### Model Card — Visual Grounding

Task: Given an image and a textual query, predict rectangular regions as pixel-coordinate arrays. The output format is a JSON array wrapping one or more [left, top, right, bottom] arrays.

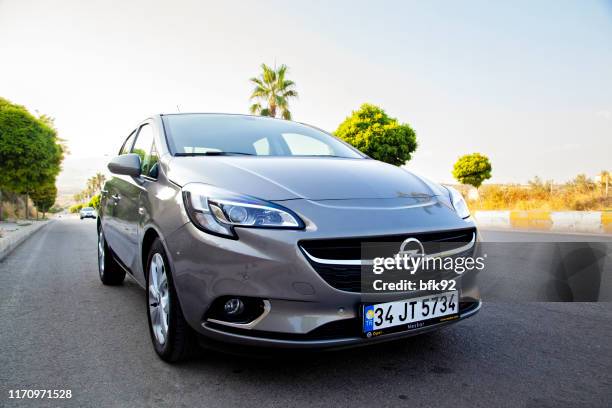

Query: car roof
[[156, 112, 295, 123]]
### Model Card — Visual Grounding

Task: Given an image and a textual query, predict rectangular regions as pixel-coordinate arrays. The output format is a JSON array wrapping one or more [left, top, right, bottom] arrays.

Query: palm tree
[[95, 173, 106, 192], [84, 177, 96, 201], [86, 179, 93, 200], [249, 63, 298, 119]]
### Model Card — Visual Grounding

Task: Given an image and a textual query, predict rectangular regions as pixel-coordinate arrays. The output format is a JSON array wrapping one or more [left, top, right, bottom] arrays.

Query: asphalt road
[[0, 218, 611, 407]]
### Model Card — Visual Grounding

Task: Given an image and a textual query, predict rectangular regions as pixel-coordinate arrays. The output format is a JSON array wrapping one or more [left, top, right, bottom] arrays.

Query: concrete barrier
[[550, 212, 602, 233], [603, 211, 612, 234], [474, 211, 612, 234], [471, 211, 511, 229], [0, 220, 53, 261]]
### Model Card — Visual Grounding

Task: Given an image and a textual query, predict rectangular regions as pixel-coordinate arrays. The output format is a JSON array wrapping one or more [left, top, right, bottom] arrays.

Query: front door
[[109, 123, 155, 271], [102, 130, 137, 264]]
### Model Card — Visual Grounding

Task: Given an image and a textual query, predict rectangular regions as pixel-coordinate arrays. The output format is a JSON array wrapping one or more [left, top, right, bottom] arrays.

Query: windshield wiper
[[175, 151, 255, 156]]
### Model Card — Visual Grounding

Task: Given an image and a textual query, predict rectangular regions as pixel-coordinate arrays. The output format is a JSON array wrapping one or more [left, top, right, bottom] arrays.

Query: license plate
[[363, 291, 459, 336]]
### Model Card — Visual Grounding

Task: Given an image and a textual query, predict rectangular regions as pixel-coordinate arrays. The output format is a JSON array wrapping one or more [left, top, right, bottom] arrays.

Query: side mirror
[[108, 153, 141, 177]]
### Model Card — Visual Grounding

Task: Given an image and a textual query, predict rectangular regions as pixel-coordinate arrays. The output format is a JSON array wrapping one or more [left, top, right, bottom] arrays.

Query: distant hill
[[56, 155, 110, 206]]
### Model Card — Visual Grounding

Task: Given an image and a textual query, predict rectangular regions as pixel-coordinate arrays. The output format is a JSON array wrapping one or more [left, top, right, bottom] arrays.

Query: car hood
[[167, 156, 444, 201]]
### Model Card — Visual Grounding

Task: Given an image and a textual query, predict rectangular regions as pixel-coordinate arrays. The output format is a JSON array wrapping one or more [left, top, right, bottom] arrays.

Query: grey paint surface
[[0, 218, 610, 407], [107, 153, 142, 177], [167, 156, 442, 200]]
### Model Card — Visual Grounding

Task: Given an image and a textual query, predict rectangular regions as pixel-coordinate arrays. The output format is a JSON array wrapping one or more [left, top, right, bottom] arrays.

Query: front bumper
[[198, 300, 481, 350], [164, 198, 481, 349]]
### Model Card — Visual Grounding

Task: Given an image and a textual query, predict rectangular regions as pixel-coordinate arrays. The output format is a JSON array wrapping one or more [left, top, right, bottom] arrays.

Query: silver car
[[98, 113, 481, 362], [80, 207, 96, 219]]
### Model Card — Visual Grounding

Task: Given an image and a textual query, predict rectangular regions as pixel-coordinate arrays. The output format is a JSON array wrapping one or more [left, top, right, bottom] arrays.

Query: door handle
[[111, 194, 121, 202]]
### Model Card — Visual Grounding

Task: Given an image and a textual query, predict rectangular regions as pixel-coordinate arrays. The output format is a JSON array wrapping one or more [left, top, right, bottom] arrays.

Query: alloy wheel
[[98, 230, 105, 277], [148, 253, 169, 346]]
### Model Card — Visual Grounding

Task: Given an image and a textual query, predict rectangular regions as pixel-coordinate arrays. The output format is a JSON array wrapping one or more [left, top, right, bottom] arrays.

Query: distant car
[[80, 207, 96, 219], [98, 113, 481, 362]]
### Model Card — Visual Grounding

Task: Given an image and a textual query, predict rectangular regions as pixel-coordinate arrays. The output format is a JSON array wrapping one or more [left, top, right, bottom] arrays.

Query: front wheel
[[97, 227, 125, 285], [146, 238, 196, 362]]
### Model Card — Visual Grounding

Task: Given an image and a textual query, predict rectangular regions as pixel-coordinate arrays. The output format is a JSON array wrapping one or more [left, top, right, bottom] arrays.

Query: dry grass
[[1, 201, 19, 220], [460, 179, 611, 212], [0, 194, 38, 220]]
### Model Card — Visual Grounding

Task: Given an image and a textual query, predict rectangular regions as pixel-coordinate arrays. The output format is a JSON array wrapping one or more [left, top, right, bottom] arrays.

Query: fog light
[[223, 298, 244, 316]]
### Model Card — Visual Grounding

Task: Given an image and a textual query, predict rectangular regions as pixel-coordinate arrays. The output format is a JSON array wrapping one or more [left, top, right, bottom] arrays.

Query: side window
[[132, 124, 155, 176], [281, 133, 333, 156], [119, 130, 137, 155], [148, 143, 160, 178], [253, 138, 270, 155]]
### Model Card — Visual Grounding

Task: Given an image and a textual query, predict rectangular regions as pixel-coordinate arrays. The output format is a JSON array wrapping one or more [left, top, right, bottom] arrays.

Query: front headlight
[[182, 183, 304, 238], [445, 186, 471, 219]]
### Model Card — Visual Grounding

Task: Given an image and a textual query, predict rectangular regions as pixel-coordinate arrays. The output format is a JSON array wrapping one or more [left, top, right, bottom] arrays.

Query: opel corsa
[[97, 113, 481, 362]]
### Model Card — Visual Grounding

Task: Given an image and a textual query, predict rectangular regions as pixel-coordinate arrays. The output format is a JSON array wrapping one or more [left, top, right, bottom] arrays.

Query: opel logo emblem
[[398, 237, 425, 257]]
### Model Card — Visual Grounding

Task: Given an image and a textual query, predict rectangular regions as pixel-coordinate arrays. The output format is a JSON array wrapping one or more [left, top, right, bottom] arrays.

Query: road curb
[[0, 220, 54, 262], [474, 210, 612, 234]]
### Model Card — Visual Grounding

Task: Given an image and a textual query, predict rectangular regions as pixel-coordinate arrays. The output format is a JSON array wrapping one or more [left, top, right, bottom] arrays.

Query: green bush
[[88, 194, 101, 210], [31, 183, 57, 217], [335, 103, 417, 166], [452, 153, 492, 188], [0, 98, 64, 197], [69, 203, 83, 213]]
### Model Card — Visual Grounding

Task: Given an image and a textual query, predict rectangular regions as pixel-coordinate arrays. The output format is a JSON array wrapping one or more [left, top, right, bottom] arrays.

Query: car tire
[[146, 238, 196, 363], [97, 227, 125, 285]]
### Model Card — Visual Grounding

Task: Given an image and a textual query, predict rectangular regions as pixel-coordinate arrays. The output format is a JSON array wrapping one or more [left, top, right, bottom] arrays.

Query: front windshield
[[162, 114, 364, 158]]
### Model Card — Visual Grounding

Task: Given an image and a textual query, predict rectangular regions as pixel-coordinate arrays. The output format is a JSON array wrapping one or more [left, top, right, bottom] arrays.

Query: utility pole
[[550, 180, 553, 195], [598, 171, 609, 198]]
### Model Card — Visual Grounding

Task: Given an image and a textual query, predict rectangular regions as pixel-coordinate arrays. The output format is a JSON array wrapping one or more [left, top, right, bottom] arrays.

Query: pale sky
[[0, 0, 610, 194]]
